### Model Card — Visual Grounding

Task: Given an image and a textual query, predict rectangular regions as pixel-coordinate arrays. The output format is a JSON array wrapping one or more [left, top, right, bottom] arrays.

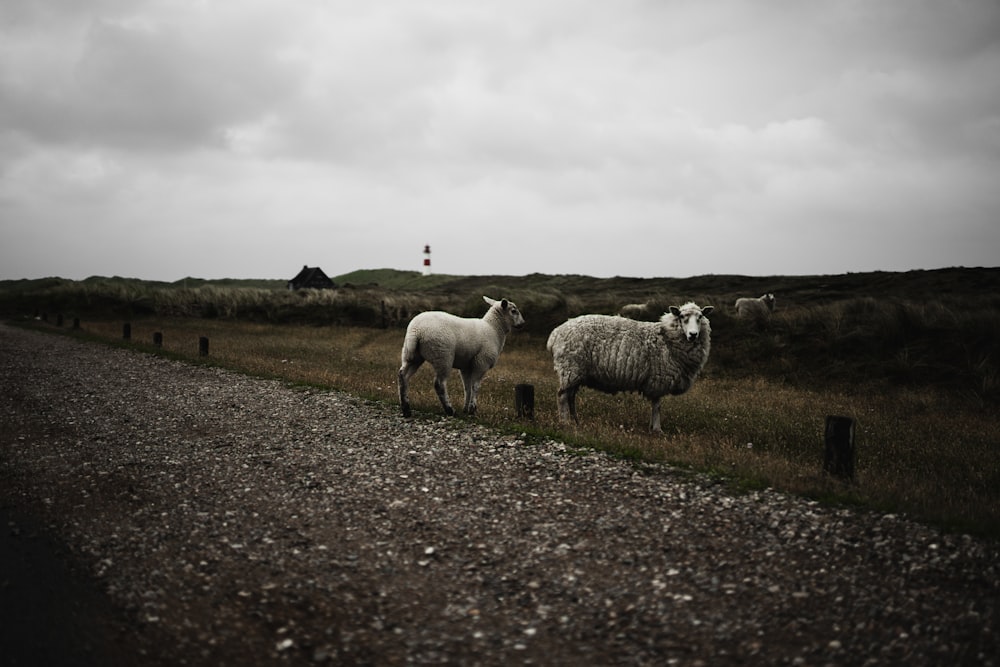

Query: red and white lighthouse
[[422, 244, 431, 276]]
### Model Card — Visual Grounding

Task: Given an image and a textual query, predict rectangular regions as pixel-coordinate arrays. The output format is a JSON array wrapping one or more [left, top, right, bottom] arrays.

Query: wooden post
[[123, 323, 131, 340], [824, 415, 856, 481], [515, 383, 535, 420], [153, 332, 163, 347], [199, 336, 209, 357]]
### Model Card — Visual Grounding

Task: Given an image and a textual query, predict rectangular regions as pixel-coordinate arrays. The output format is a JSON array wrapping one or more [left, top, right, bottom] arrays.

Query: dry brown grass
[[64, 317, 1000, 539]]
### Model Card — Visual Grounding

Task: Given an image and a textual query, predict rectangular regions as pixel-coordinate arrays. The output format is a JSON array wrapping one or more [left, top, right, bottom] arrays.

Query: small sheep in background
[[398, 296, 525, 418], [547, 302, 713, 433], [618, 303, 650, 320], [735, 293, 776, 320]]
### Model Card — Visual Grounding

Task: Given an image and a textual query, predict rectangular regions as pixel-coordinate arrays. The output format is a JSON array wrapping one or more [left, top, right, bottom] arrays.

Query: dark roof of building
[[288, 265, 335, 289]]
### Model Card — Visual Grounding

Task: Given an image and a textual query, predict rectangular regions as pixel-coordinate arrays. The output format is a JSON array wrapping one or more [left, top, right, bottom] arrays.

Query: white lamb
[[547, 302, 713, 433], [734, 293, 775, 320], [398, 296, 525, 418]]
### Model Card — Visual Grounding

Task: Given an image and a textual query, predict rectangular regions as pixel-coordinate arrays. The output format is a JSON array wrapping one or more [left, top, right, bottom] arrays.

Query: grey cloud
[[1, 0, 998, 281], [2, 7, 302, 152]]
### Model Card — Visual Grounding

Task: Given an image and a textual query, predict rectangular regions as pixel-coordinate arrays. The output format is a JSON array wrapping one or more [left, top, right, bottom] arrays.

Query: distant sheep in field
[[735, 293, 775, 320], [547, 302, 713, 433], [618, 303, 650, 320], [398, 296, 525, 418]]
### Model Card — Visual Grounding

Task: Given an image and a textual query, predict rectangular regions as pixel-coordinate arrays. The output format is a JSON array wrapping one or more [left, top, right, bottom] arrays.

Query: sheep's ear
[[501, 298, 509, 310], [483, 296, 497, 306], [702, 306, 714, 316], [669, 306, 681, 316]]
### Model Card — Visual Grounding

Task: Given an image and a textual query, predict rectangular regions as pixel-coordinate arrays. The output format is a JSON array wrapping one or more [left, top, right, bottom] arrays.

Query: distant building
[[423, 244, 431, 276], [288, 265, 335, 290]]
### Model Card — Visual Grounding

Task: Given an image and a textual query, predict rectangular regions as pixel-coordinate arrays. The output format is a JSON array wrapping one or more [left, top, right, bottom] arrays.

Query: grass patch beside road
[[48, 317, 1000, 540]]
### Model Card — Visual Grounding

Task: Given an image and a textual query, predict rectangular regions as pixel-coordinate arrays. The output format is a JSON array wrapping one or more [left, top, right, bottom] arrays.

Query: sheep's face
[[504, 300, 526, 329], [669, 303, 713, 343], [484, 295, 525, 329]]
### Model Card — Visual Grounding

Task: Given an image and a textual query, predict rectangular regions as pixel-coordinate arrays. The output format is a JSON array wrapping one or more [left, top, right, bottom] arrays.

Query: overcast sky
[[2, 0, 998, 282]]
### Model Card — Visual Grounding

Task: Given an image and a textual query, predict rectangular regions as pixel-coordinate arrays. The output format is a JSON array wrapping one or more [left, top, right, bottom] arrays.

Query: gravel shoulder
[[0, 323, 996, 666]]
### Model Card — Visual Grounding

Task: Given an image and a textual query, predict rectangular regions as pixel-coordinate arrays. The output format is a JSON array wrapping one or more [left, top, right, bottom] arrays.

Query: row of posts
[[121, 322, 209, 356], [39, 312, 855, 481], [38, 313, 209, 357], [37, 312, 76, 329]]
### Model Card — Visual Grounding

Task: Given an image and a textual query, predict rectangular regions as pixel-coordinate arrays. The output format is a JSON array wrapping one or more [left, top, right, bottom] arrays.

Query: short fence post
[[153, 332, 163, 347], [824, 415, 856, 481], [515, 383, 535, 420], [199, 336, 209, 357], [123, 323, 131, 340]]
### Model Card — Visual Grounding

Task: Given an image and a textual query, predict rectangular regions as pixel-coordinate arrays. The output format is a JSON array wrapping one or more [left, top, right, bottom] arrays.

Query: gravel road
[[1, 322, 996, 666]]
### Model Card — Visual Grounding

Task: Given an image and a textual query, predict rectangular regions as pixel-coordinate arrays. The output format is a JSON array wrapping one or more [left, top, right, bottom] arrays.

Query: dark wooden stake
[[824, 415, 856, 481], [199, 336, 209, 357], [153, 332, 163, 347], [515, 383, 535, 420], [123, 323, 131, 340]]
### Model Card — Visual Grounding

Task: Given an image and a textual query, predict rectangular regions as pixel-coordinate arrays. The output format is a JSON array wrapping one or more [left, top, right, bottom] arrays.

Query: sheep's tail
[[400, 328, 420, 365]]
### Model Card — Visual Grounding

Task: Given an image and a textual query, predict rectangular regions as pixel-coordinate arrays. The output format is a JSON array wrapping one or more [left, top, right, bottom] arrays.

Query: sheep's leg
[[649, 397, 663, 433], [556, 386, 569, 423], [460, 370, 482, 416], [398, 360, 423, 418], [433, 368, 455, 416], [557, 384, 579, 424], [567, 387, 579, 423]]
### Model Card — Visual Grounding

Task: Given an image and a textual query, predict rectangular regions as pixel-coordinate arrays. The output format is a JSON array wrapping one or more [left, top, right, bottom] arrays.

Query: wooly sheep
[[735, 293, 775, 320], [618, 303, 650, 320], [398, 296, 525, 418], [547, 302, 713, 433]]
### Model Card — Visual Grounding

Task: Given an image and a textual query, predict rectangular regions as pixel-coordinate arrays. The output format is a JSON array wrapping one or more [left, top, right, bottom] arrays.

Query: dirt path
[[0, 323, 996, 665]]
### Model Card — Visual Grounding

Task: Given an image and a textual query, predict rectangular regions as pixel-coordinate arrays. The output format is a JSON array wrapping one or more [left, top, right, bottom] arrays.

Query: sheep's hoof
[[444, 406, 455, 416], [401, 403, 412, 418]]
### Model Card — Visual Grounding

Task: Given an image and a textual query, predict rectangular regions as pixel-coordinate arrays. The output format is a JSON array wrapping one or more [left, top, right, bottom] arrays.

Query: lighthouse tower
[[422, 244, 431, 276]]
